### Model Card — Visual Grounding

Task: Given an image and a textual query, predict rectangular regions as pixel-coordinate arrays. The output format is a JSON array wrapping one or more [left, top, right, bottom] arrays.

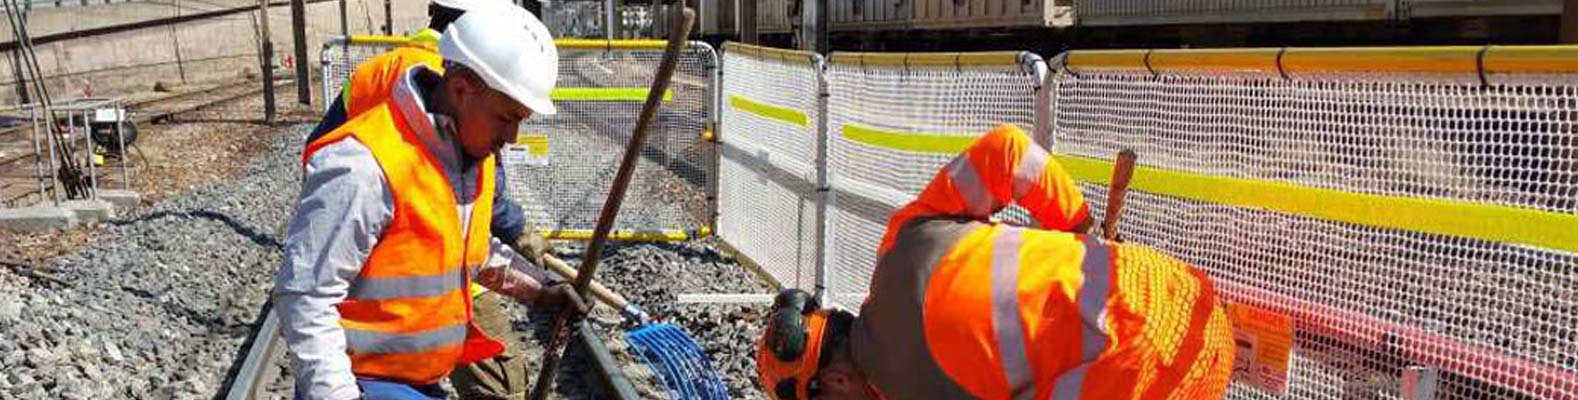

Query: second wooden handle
[[1102, 149, 1138, 241]]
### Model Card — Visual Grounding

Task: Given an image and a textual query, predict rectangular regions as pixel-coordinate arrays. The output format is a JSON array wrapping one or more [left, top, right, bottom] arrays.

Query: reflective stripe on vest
[[350, 269, 468, 300], [346, 324, 468, 354], [880, 125, 1090, 256], [988, 227, 1035, 400], [1050, 234, 1114, 400], [305, 100, 503, 384]]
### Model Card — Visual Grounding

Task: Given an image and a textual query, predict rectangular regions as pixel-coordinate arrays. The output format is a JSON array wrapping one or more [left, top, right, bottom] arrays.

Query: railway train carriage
[[677, 0, 1565, 50]]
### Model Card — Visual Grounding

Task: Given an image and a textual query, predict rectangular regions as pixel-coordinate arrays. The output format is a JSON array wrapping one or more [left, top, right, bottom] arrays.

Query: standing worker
[[274, 8, 588, 400], [755, 125, 1235, 399], [305, 1, 557, 398]]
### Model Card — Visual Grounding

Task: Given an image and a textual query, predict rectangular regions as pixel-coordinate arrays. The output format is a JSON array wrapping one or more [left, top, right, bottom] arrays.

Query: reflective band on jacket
[[880, 124, 1090, 256], [947, 156, 997, 219], [1051, 234, 1114, 400], [988, 227, 1036, 400], [350, 269, 468, 300], [346, 324, 469, 354]]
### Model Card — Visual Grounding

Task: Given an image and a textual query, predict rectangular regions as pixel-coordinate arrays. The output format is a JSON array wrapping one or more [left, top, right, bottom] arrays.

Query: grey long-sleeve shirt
[[273, 65, 552, 400]]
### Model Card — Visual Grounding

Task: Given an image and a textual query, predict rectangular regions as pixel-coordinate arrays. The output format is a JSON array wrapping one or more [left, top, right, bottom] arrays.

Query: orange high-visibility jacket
[[853, 125, 1235, 400], [302, 101, 504, 384]]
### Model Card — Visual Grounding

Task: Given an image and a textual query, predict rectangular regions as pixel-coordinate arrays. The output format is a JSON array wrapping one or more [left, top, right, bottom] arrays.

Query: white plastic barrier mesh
[[511, 41, 716, 236], [319, 37, 717, 238], [823, 52, 1045, 307], [715, 43, 825, 290], [1050, 49, 1578, 399]]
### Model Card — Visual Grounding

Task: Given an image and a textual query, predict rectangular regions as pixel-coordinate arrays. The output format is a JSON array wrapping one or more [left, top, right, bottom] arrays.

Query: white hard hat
[[439, 6, 558, 116], [430, 0, 484, 11]]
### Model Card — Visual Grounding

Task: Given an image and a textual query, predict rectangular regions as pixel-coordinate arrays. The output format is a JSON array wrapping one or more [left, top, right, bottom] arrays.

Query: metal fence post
[[812, 52, 830, 305], [1035, 51, 1064, 148], [1028, 50, 1054, 148]]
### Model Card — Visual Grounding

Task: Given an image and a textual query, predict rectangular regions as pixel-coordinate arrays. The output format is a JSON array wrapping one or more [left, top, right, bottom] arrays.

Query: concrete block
[[97, 189, 142, 212], [61, 200, 115, 223], [0, 206, 77, 231]]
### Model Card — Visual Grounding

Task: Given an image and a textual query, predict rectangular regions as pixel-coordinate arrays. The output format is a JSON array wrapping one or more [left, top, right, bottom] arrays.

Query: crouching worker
[[756, 125, 1236, 400], [272, 8, 588, 400]]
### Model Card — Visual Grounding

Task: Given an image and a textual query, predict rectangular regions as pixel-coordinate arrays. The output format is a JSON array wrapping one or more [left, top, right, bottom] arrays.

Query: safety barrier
[[1053, 46, 1578, 400], [715, 42, 1577, 399], [715, 42, 826, 290], [318, 36, 718, 241]]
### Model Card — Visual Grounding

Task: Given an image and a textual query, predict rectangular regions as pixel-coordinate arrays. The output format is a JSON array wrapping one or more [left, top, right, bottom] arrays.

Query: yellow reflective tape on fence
[[539, 227, 712, 242], [550, 87, 673, 102], [837, 123, 1578, 252], [554, 39, 671, 50], [1053, 154, 1578, 253], [728, 95, 808, 127], [840, 123, 974, 154]]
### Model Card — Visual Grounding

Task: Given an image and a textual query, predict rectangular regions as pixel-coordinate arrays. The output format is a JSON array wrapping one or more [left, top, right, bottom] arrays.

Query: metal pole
[[8, 49, 26, 104], [1564, 0, 1578, 43], [29, 107, 43, 202], [171, 0, 188, 83], [115, 100, 127, 190], [739, 0, 756, 43], [798, 0, 824, 52], [291, 0, 309, 105], [811, 53, 828, 304], [81, 110, 96, 199], [338, 0, 347, 38], [259, 0, 276, 124], [605, 0, 616, 39], [44, 109, 58, 204], [383, 0, 391, 35]]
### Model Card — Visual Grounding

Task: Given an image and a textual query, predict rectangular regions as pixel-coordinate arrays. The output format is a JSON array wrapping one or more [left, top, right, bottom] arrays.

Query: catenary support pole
[[258, 0, 276, 124], [291, 0, 310, 105]]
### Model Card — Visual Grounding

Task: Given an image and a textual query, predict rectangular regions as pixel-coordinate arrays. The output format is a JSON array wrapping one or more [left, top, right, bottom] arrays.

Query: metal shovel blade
[[625, 323, 729, 400]]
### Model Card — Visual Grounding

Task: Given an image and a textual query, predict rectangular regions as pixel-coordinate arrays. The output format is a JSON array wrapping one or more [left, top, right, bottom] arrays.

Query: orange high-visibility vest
[[303, 102, 504, 384], [878, 124, 1090, 257], [853, 125, 1233, 399], [342, 46, 443, 120]]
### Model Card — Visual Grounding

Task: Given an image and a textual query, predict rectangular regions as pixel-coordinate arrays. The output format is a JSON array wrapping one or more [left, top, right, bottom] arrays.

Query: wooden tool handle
[[1102, 149, 1137, 241], [541, 254, 630, 310]]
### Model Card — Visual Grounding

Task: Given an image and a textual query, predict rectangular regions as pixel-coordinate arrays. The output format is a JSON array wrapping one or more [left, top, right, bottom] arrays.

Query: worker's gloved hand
[[535, 282, 592, 322], [511, 231, 555, 267]]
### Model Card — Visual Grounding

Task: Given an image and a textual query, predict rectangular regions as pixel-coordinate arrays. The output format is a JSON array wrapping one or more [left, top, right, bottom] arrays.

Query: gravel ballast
[[0, 124, 304, 399]]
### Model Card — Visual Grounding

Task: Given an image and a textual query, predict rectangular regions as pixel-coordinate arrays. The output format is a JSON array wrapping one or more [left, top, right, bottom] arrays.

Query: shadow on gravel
[[108, 210, 284, 250]]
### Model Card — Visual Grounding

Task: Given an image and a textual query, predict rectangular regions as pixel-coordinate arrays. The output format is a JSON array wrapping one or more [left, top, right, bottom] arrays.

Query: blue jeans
[[356, 378, 448, 400], [293, 378, 449, 400]]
